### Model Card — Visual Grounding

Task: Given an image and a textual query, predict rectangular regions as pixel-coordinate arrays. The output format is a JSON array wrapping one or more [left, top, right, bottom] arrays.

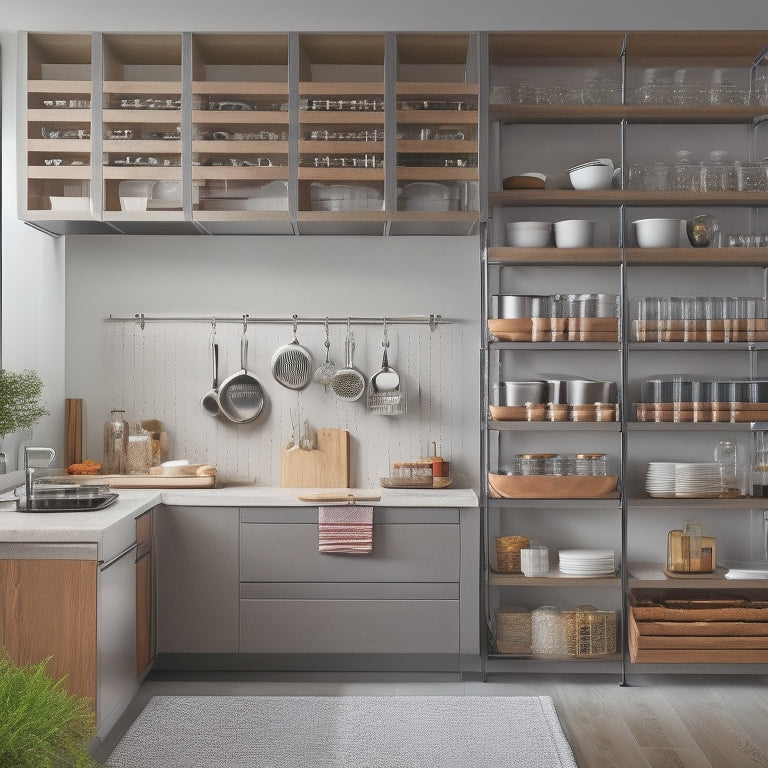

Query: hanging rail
[[107, 313, 448, 332]]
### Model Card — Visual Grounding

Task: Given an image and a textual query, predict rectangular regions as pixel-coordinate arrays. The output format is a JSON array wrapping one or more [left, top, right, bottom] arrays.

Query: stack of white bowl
[[567, 157, 614, 190], [505, 220, 552, 247]]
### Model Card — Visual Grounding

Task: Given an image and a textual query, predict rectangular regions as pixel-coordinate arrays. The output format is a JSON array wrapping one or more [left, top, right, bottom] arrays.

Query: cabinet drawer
[[239, 598, 459, 654], [239, 523, 459, 582]]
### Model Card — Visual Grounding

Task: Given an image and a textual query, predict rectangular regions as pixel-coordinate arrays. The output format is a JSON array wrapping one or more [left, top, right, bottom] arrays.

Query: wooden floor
[[94, 671, 768, 768]]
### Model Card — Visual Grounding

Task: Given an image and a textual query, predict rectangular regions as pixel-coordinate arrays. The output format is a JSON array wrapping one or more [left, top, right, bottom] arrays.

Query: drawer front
[[240, 598, 459, 654], [240, 523, 460, 583]]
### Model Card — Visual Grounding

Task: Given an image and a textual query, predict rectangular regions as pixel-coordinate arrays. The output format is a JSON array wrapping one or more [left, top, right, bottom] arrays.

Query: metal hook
[[242, 314, 249, 334], [292, 313, 299, 338], [135, 313, 145, 330], [382, 317, 390, 348]]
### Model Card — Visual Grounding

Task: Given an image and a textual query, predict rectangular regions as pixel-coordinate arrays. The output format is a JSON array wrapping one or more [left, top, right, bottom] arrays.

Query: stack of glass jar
[[628, 150, 768, 193], [489, 69, 621, 106], [631, 296, 768, 343], [503, 453, 607, 477], [635, 374, 768, 423], [630, 66, 762, 106]]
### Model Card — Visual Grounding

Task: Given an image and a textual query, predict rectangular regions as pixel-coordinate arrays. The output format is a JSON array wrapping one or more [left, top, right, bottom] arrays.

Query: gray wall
[[3, 1, 768, 479]]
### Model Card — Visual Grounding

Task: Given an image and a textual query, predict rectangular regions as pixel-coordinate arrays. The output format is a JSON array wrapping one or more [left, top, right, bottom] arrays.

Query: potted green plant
[[0, 368, 50, 439], [0, 649, 98, 768]]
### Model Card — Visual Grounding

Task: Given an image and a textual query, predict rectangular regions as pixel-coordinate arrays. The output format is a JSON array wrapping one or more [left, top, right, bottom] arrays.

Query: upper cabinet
[[22, 33, 111, 235], [101, 33, 192, 234], [18, 30, 481, 236], [296, 33, 387, 235], [191, 33, 291, 235]]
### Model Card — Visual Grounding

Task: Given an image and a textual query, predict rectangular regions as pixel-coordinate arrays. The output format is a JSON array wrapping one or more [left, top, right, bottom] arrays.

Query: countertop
[[0, 484, 478, 557]]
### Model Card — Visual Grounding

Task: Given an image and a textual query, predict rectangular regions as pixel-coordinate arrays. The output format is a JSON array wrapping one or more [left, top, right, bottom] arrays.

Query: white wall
[[3, 1, 768, 478]]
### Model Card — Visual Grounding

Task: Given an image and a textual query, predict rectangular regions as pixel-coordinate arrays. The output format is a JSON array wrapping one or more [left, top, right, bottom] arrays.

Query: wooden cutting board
[[69, 474, 216, 489], [65, 398, 83, 466], [280, 428, 350, 488]]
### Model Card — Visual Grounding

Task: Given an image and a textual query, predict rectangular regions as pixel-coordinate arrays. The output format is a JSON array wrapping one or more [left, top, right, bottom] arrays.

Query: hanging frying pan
[[218, 329, 268, 424]]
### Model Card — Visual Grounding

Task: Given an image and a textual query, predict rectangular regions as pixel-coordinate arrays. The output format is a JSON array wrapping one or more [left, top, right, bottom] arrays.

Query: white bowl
[[554, 219, 595, 248], [569, 164, 614, 190], [505, 221, 552, 247], [120, 196, 148, 212], [633, 218, 684, 248]]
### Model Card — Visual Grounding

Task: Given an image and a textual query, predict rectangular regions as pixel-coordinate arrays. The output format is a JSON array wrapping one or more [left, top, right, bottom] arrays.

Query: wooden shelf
[[193, 82, 289, 96], [397, 82, 479, 97], [488, 420, 620, 431], [488, 246, 621, 265], [626, 247, 768, 266], [193, 111, 290, 125], [489, 104, 768, 125], [489, 190, 768, 207], [299, 82, 385, 96], [397, 109, 477, 125], [490, 569, 621, 587], [628, 496, 768, 509]]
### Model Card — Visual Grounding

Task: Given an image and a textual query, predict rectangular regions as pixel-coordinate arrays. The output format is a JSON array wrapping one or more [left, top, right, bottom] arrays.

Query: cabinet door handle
[[100, 542, 138, 572]]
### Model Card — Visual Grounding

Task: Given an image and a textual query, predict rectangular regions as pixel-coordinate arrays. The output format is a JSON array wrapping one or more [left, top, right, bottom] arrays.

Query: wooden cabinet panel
[[0, 559, 97, 702]]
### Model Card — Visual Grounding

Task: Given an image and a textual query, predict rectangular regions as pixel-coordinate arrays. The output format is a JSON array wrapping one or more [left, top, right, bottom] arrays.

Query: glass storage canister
[[563, 604, 617, 657], [126, 422, 153, 475], [103, 408, 128, 475], [495, 535, 530, 573], [531, 605, 567, 655]]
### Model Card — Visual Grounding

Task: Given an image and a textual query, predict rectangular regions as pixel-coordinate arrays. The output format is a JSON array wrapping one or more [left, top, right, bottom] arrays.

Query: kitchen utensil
[[201, 334, 220, 416], [313, 318, 337, 390], [331, 322, 366, 402], [686, 214, 719, 247], [217, 327, 267, 424], [271, 314, 313, 390], [368, 322, 406, 415]]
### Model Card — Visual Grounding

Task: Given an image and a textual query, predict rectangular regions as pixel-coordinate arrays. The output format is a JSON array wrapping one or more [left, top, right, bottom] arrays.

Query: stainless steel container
[[491, 294, 547, 319], [495, 380, 547, 405], [566, 379, 616, 405]]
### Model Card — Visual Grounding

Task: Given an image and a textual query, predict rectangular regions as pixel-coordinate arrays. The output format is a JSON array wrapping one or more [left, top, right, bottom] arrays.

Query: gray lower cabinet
[[155, 505, 239, 653], [239, 507, 470, 664]]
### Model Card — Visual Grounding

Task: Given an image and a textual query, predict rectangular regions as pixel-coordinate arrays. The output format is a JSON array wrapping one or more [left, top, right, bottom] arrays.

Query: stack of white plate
[[645, 462, 723, 498], [558, 548, 615, 575]]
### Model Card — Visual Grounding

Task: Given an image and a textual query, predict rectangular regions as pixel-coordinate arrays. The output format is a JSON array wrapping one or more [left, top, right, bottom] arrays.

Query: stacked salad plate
[[558, 548, 616, 576]]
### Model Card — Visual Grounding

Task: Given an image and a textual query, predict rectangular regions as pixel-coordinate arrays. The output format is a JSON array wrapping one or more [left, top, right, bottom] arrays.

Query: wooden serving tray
[[488, 473, 618, 499]]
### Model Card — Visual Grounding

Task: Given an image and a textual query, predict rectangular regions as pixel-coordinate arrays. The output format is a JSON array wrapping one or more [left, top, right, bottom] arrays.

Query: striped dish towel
[[318, 505, 373, 554]]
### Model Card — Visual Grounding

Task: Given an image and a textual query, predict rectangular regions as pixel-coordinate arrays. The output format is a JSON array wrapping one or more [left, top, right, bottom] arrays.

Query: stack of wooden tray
[[629, 594, 768, 663]]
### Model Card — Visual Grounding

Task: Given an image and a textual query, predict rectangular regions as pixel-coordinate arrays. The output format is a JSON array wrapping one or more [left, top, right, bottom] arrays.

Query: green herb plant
[[0, 368, 50, 437], [0, 649, 98, 768]]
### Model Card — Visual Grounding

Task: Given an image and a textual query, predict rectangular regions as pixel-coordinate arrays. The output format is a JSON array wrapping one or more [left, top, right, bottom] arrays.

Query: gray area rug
[[105, 695, 578, 768]]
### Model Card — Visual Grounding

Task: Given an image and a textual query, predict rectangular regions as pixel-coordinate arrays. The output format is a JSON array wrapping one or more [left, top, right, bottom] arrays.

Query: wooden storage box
[[629, 592, 768, 663]]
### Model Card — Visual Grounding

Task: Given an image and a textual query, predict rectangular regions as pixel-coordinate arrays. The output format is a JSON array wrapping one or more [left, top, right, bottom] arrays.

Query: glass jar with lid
[[574, 453, 607, 476], [103, 408, 128, 474], [513, 453, 557, 475]]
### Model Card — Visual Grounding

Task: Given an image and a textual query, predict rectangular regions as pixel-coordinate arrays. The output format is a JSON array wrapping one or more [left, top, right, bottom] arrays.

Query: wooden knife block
[[280, 428, 350, 488]]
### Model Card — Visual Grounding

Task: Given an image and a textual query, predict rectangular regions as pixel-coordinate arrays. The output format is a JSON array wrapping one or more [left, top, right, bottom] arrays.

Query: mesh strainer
[[313, 318, 337, 391], [271, 315, 313, 390], [331, 324, 366, 402]]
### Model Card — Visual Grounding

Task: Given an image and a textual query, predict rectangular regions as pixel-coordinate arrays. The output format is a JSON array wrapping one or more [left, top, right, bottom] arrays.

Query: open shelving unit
[[481, 29, 768, 682]]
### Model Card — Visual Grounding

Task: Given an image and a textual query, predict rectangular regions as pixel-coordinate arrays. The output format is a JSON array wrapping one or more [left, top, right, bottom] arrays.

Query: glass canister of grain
[[666, 521, 716, 574], [103, 408, 128, 474], [126, 422, 153, 475]]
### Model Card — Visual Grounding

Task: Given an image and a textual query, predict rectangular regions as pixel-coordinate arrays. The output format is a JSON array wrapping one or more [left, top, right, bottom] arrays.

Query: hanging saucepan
[[218, 326, 268, 424], [271, 314, 313, 390]]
